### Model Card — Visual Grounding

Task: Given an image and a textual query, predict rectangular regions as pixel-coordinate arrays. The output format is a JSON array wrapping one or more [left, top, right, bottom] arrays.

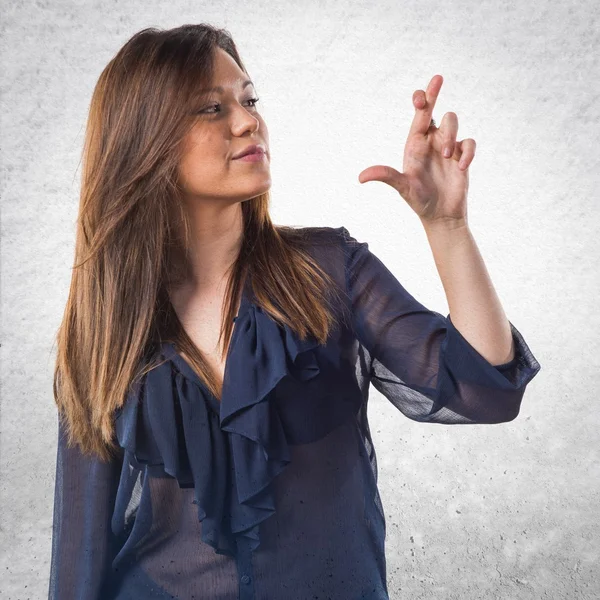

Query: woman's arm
[[48, 417, 123, 599], [423, 219, 515, 366], [342, 226, 541, 424]]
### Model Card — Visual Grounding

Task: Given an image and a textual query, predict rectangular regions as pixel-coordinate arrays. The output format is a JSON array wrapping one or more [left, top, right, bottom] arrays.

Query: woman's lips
[[232, 143, 267, 159], [234, 149, 267, 162]]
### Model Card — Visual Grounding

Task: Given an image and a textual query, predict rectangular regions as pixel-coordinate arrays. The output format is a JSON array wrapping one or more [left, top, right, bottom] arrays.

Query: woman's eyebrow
[[199, 80, 254, 94]]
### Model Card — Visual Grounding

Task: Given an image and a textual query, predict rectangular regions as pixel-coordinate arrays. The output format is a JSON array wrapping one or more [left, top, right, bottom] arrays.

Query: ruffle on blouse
[[114, 287, 322, 557]]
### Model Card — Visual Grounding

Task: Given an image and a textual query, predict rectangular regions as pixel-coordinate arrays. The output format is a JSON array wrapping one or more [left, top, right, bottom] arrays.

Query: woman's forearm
[[423, 219, 515, 366]]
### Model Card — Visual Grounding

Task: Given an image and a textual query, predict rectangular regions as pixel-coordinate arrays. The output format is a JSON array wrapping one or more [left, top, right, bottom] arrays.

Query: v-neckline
[[163, 275, 253, 410]]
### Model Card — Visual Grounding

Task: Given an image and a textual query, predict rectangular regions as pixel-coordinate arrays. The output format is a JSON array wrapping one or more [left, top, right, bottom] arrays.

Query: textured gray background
[[1, 0, 598, 598]]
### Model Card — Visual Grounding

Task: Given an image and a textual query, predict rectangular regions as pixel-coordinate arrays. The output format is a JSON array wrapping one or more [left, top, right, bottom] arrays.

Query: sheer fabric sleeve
[[341, 226, 541, 424], [48, 416, 123, 599]]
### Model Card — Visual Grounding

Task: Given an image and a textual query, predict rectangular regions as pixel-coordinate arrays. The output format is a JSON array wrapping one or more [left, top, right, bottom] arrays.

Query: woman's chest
[[269, 323, 365, 444], [172, 292, 237, 398]]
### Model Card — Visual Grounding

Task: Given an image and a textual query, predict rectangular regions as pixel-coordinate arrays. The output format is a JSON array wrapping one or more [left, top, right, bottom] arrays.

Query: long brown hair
[[53, 23, 344, 463]]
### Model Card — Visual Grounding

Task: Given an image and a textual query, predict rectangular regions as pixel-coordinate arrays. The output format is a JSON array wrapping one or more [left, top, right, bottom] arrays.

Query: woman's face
[[177, 48, 271, 205]]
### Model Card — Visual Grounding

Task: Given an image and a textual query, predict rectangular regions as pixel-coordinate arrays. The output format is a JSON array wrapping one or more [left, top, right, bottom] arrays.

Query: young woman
[[48, 23, 541, 600]]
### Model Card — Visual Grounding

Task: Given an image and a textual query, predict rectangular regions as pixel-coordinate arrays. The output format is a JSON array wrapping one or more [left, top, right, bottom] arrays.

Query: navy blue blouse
[[48, 226, 541, 599]]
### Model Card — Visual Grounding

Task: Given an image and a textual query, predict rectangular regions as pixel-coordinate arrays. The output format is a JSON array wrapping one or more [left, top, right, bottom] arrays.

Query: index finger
[[408, 74, 443, 137]]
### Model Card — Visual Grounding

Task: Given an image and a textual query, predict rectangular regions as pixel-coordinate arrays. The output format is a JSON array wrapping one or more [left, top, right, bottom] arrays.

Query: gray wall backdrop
[[1, 0, 598, 598]]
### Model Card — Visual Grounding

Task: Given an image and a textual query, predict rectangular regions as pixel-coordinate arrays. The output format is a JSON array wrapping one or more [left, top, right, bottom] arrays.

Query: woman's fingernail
[[443, 147, 451, 158]]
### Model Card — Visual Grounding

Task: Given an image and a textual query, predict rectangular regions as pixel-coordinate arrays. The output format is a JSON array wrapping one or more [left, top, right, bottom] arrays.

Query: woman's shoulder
[[276, 224, 347, 247]]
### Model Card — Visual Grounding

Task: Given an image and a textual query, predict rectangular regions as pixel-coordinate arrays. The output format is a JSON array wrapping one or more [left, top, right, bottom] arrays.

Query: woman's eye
[[200, 97, 260, 114]]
